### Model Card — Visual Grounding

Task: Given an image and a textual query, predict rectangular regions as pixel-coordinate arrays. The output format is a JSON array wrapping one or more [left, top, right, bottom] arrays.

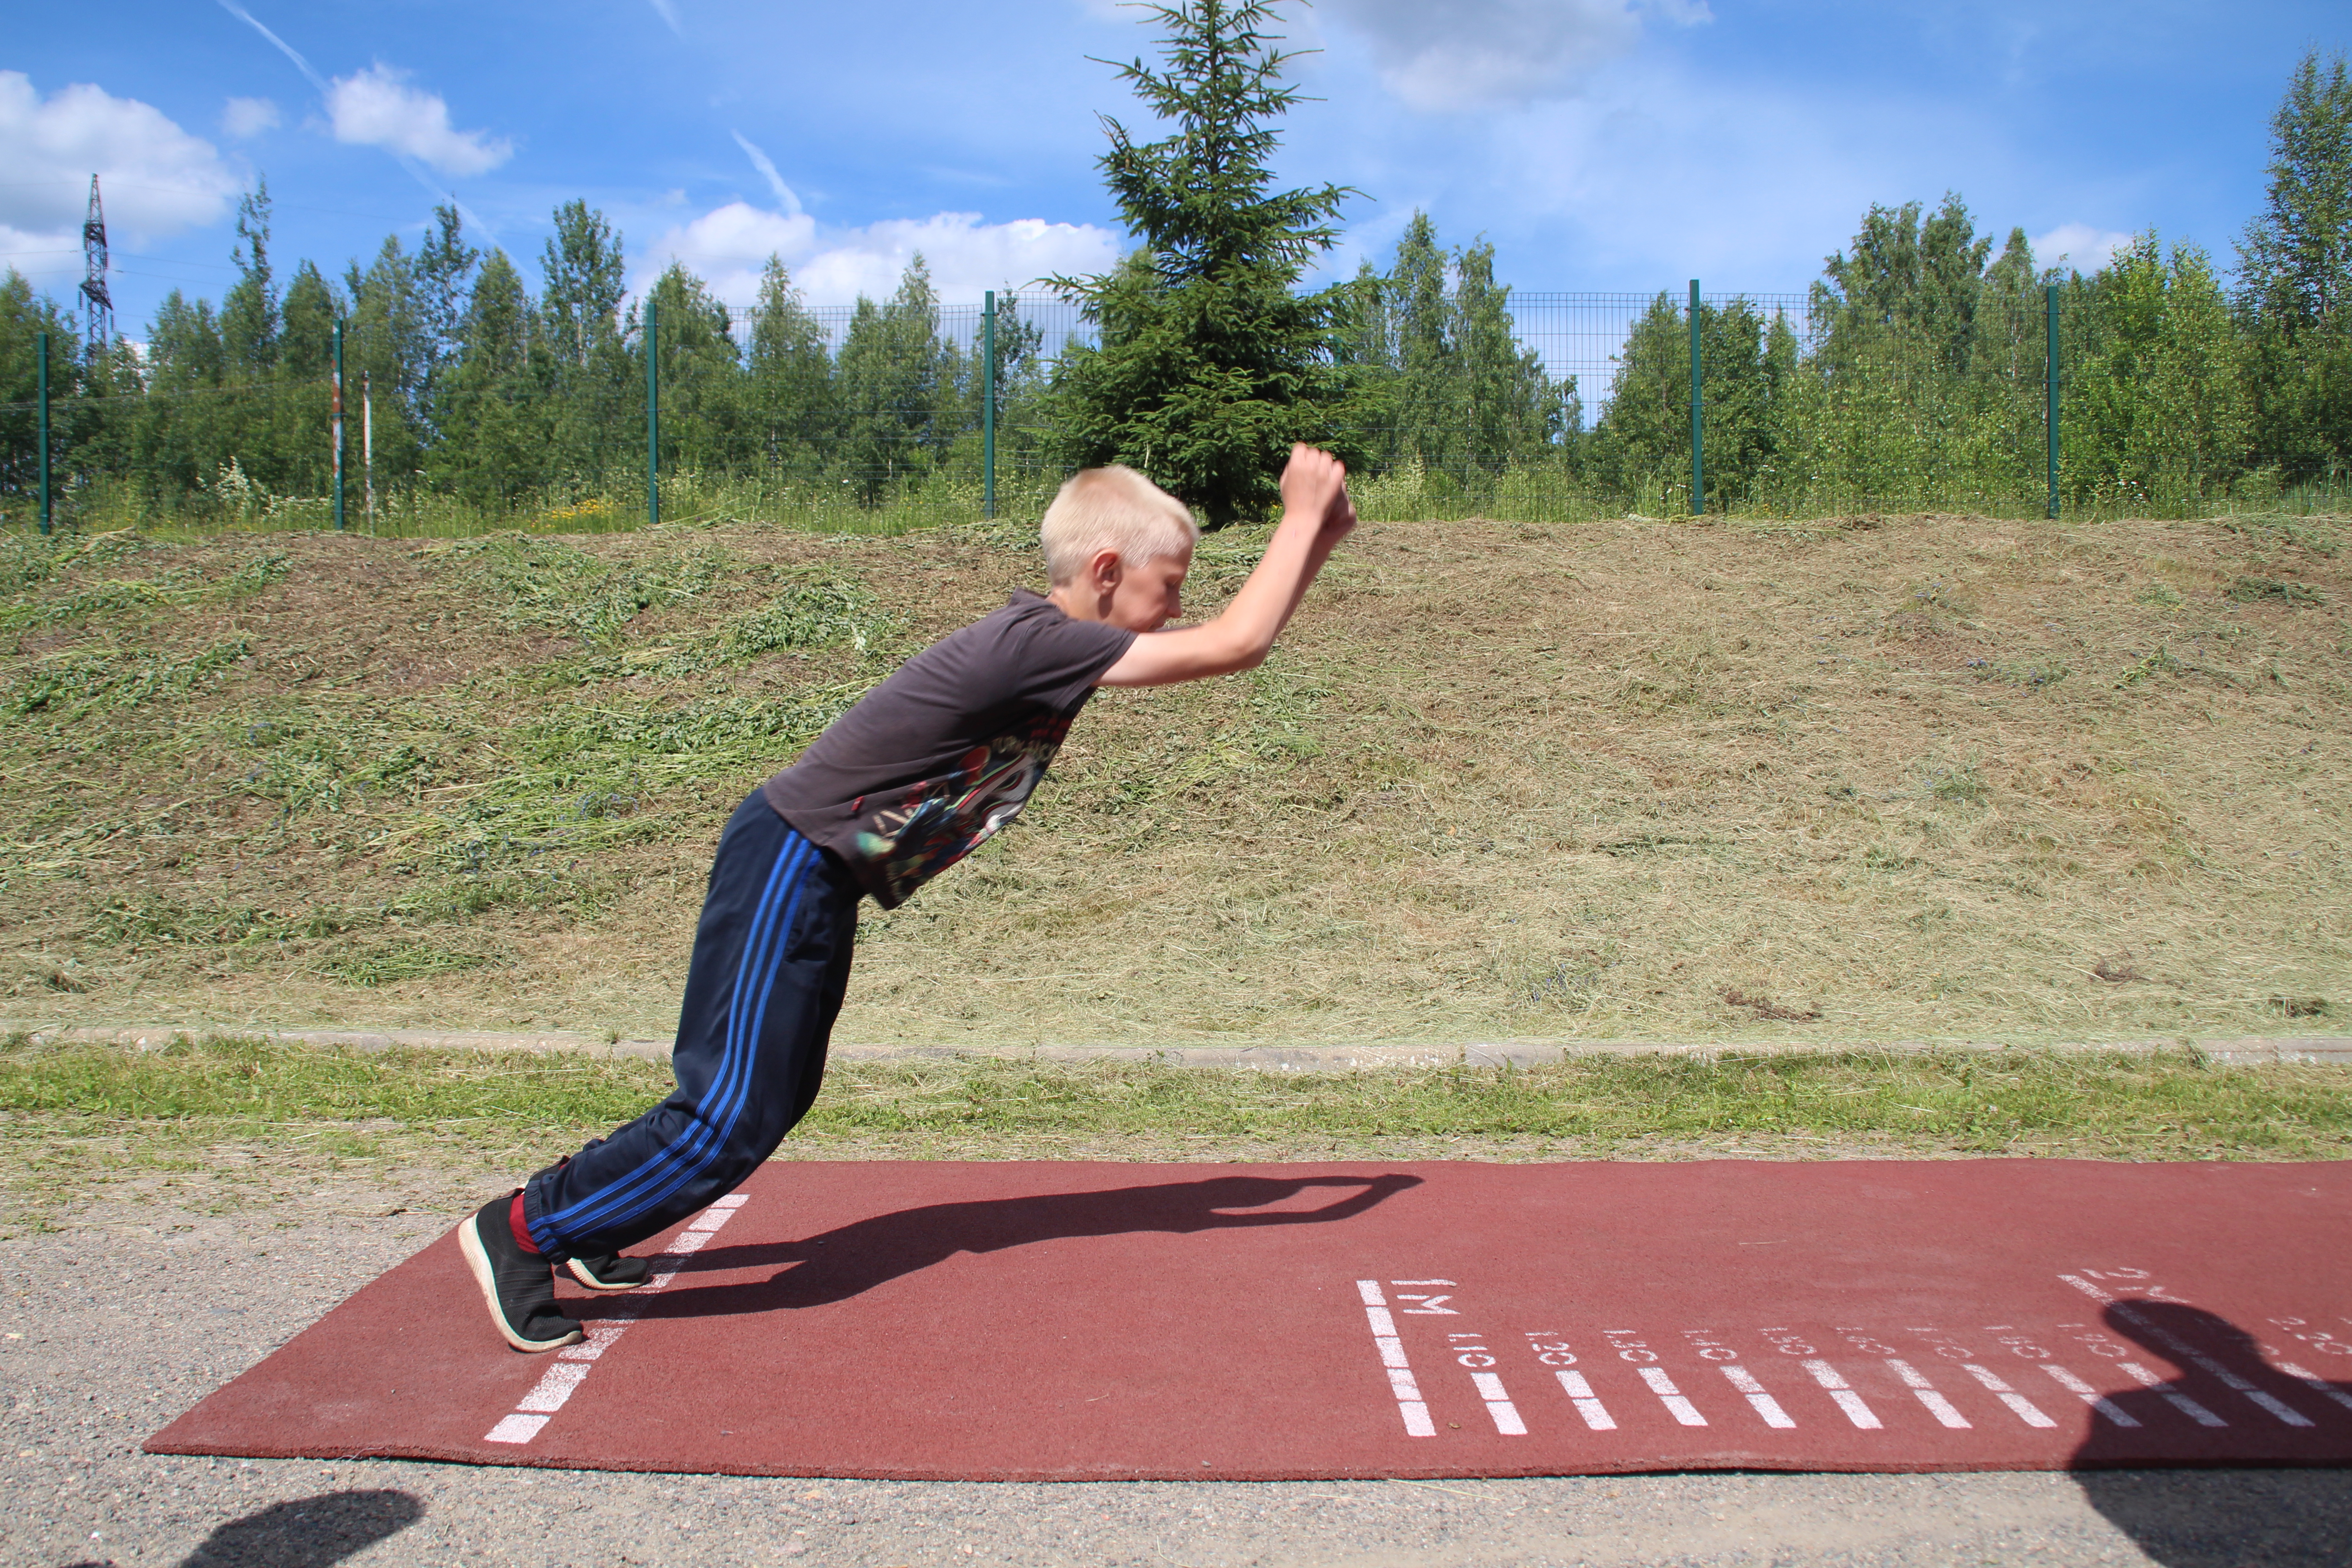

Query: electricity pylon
[[80, 174, 113, 356]]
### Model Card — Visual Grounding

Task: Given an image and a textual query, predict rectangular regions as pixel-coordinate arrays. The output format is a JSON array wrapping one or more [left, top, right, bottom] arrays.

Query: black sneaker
[[456, 1194, 583, 1353], [566, 1253, 652, 1291]]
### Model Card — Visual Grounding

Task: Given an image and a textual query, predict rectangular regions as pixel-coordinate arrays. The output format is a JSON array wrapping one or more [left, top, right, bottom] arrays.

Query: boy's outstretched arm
[[1096, 445, 1356, 689]]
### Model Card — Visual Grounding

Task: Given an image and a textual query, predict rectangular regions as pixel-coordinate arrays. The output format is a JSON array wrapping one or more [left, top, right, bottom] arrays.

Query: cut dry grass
[[0, 509, 2346, 1046]]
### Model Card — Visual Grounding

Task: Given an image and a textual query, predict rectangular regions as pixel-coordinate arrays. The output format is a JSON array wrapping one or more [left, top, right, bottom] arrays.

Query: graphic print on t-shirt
[[855, 709, 1076, 906]]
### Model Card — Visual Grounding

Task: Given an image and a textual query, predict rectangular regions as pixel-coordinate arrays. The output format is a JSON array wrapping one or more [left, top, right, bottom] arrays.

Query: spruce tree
[[131, 290, 229, 496], [414, 205, 480, 440], [0, 271, 83, 500], [1454, 238, 1559, 468], [746, 255, 837, 479], [277, 261, 341, 380], [539, 201, 632, 485], [640, 261, 744, 476], [837, 256, 955, 500], [1049, 0, 1354, 526], [219, 182, 279, 380], [343, 237, 430, 495], [541, 201, 627, 372], [274, 260, 346, 490], [1593, 294, 1776, 511], [1387, 211, 1460, 470], [2236, 49, 2352, 472], [432, 251, 547, 504]]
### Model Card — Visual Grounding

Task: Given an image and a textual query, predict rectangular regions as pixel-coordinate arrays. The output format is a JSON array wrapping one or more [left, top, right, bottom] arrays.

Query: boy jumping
[[460, 446, 1358, 1350]]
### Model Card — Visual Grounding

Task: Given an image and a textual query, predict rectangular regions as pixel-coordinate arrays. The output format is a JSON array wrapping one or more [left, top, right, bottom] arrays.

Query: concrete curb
[[10, 1024, 2352, 1069]]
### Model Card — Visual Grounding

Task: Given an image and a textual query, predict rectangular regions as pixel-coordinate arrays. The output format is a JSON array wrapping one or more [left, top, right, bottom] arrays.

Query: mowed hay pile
[[0, 512, 2343, 1045]]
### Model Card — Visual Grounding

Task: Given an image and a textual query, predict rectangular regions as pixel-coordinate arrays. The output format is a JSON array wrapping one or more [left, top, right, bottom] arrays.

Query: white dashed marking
[[1886, 1360, 1971, 1429], [1470, 1371, 1527, 1435], [1554, 1370, 1617, 1430], [2116, 1361, 2228, 1427], [2279, 1362, 2352, 1415], [1719, 1365, 1797, 1428], [483, 1193, 748, 1446], [2042, 1362, 2141, 1427], [1637, 1367, 1708, 1426], [1961, 1364, 2058, 1429], [1802, 1361, 1883, 1430]]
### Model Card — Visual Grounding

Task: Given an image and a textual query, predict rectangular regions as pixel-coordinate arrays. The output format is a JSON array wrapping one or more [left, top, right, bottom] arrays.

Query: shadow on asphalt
[[62, 1488, 425, 1568], [649, 1170, 1423, 1313], [2073, 1300, 2352, 1567]]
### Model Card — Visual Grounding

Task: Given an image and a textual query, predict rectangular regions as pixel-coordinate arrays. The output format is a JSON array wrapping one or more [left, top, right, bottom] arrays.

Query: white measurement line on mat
[[1636, 1367, 1707, 1426], [1884, 1360, 1970, 1429], [1960, 1364, 2057, 1428], [1801, 1361, 1882, 1430], [1717, 1365, 1796, 1429], [1356, 1281, 1436, 1438], [1553, 1370, 1617, 1430], [2041, 1363, 2141, 1427], [1444, 1331, 1526, 1435], [484, 1193, 748, 1446], [2112, 1360, 2228, 1427], [2278, 1363, 2352, 1415], [1470, 1372, 1527, 1435], [2061, 1274, 2312, 1427]]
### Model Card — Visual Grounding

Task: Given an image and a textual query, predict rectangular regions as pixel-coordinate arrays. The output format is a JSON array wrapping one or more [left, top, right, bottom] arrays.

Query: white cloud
[[323, 64, 512, 177], [221, 96, 279, 138], [0, 72, 242, 264], [647, 0, 682, 34], [2031, 222, 2132, 271], [1318, 0, 1709, 112], [641, 201, 817, 302], [637, 199, 1124, 307]]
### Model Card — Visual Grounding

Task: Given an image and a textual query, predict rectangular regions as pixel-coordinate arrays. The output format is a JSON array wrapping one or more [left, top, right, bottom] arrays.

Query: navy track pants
[[522, 791, 859, 1262]]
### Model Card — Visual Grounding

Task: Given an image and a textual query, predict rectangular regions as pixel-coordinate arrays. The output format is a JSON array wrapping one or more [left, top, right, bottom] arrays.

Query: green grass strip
[[4, 1038, 2347, 1158]]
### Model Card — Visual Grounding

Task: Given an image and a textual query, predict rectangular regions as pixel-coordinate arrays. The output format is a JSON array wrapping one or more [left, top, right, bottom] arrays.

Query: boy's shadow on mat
[[2072, 1300, 2352, 1567], [643, 1172, 1421, 1315]]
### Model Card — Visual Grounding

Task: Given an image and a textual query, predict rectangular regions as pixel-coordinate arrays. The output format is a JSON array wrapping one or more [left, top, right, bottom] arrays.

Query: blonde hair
[[1039, 466, 1199, 584]]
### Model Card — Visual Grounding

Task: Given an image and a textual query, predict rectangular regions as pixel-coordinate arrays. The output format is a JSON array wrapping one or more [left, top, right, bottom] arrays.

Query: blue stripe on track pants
[[522, 791, 860, 1262]]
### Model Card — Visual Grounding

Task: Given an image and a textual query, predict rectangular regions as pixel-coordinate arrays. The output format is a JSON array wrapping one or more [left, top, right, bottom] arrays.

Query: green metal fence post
[[645, 296, 659, 530], [332, 319, 346, 532], [36, 331, 51, 536], [1688, 279, 1704, 516], [982, 290, 997, 520], [2044, 284, 2061, 520]]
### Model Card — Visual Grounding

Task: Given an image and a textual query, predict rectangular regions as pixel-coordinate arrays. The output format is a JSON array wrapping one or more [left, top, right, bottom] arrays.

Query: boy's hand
[[1098, 443, 1350, 688], [1325, 476, 1359, 547], [1279, 444, 1351, 539]]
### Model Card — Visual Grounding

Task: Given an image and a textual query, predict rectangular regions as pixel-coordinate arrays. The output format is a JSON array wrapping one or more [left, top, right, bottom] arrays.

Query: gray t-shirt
[[762, 590, 1136, 908]]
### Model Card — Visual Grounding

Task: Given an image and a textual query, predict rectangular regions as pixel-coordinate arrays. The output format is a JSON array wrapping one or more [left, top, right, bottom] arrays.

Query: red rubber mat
[[148, 1160, 2352, 1480]]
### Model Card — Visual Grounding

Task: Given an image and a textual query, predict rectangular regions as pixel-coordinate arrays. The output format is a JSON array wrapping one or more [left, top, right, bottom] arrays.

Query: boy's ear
[[1088, 548, 1125, 591]]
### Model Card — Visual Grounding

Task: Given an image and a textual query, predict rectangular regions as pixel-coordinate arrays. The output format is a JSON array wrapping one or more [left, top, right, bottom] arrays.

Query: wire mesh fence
[[2, 278, 2343, 538]]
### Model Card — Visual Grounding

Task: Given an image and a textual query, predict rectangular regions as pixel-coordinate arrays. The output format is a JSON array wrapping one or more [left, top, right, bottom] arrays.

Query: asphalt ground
[[7, 1166, 2352, 1568]]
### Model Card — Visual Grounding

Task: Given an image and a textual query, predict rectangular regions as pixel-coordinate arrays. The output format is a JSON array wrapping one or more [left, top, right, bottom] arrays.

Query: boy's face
[[1105, 544, 1193, 633]]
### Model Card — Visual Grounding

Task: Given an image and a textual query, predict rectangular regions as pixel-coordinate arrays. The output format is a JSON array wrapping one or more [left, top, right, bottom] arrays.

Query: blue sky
[[3, 0, 2342, 337]]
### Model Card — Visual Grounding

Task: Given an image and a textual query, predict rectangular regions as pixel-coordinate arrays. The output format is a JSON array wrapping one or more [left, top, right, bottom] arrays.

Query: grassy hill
[[1, 508, 2343, 1048]]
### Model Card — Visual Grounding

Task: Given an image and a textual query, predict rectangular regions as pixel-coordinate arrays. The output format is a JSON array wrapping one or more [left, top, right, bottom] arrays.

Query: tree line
[[0, 185, 1056, 516], [0, 11, 2345, 525]]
